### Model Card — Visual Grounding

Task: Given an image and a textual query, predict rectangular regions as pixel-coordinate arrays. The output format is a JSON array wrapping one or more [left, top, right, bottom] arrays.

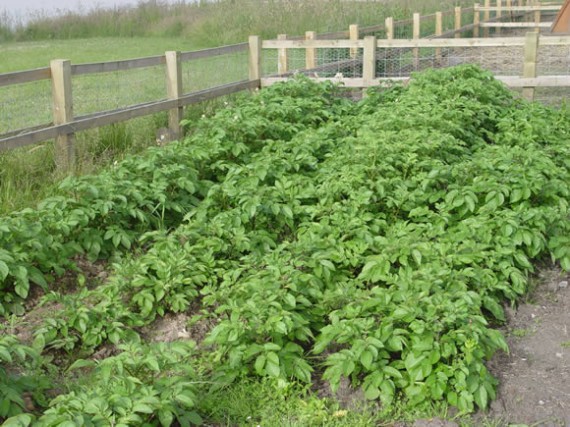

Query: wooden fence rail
[[0, 43, 250, 167]]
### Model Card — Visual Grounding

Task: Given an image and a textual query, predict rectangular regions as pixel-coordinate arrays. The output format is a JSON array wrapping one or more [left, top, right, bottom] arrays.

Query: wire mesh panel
[[0, 79, 52, 134], [376, 45, 525, 78], [73, 65, 166, 117], [263, 47, 363, 79], [394, 19, 413, 39], [537, 45, 570, 76], [182, 51, 249, 93], [534, 87, 570, 107], [420, 14, 437, 38]]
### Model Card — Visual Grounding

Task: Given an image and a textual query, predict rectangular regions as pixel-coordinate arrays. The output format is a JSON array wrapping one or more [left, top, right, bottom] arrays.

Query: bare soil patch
[[482, 266, 570, 426]]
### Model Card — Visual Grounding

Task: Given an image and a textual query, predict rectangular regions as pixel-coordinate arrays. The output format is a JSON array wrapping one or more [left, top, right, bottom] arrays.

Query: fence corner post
[[522, 31, 539, 101], [249, 35, 262, 85], [50, 59, 75, 171], [165, 50, 183, 142]]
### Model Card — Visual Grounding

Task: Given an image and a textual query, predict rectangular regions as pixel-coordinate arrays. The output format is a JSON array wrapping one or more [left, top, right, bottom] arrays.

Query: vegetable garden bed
[[1, 65, 570, 425]]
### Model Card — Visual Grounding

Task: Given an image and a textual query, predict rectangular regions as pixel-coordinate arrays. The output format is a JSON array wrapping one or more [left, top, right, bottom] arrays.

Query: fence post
[[305, 31, 317, 70], [385, 17, 394, 40], [455, 6, 462, 38], [362, 35, 377, 88], [277, 34, 288, 75], [474, 4, 480, 37], [249, 35, 262, 83], [350, 24, 359, 59], [484, 0, 491, 37], [165, 51, 183, 142], [522, 31, 539, 101], [496, 0, 502, 36], [413, 13, 420, 70], [534, 0, 541, 32], [50, 59, 75, 170], [435, 12, 443, 64]]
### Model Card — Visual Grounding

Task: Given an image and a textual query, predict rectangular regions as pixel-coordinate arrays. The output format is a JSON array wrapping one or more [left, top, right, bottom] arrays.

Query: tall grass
[[3, 0, 473, 45]]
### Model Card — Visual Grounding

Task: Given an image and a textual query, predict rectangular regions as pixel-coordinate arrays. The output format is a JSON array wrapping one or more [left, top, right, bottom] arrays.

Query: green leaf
[[0, 260, 9, 281], [67, 359, 96, 371], [360, 350, 374, 370], [474, 385, 489, 409]]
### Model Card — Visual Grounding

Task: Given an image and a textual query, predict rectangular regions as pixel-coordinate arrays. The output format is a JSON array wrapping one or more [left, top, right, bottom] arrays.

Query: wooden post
[[277, 34, 288, 75], [496, 0, 502, 36], [50, 59, 75, 170], [385, 17, 394, 40], [484, 0, 491, 37], [305, 31, 317, 70], [435, 12, 443, 64], [413, 13, 420, 70], [534, 0, 541, 32], [506, 0, 513, 21], [249, 35, 262, 82], [455, 6, 462, 38], [362, 36, 377, 90], [474, 4, 480, 37], [349, 24, 359, 59], [522, 31, 539, 101], [165, 51, 182, 142]]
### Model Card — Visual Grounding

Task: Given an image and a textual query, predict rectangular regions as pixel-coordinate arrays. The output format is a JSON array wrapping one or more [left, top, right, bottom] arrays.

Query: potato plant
[[1, 66, 570, 423]]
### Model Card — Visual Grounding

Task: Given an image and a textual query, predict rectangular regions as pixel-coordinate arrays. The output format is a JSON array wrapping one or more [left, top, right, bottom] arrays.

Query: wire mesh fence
[[73, 65, 166, 117], [182, 50, 249, 92], [0, 79, 52, 134]]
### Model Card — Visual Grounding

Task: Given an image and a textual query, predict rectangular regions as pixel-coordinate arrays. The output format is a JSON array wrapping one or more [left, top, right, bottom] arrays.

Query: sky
[[1, 0, 179, 23]]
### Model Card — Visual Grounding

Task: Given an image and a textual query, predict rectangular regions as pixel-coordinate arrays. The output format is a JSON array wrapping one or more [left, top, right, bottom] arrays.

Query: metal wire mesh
[[182, 51, 249, 93], [73, 65, 166, 117], [537, 45, 570, 76], [0, 79, 52, 134], [376, 45, 526, 78], [263, 46, 362, 79]]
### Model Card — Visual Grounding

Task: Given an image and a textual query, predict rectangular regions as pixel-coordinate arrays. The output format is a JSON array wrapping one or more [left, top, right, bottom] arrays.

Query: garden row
[[2, 66, 570, 425]]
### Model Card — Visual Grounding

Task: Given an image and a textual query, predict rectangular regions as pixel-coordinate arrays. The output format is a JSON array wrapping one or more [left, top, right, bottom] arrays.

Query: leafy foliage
[[2, 67, 570, 422]]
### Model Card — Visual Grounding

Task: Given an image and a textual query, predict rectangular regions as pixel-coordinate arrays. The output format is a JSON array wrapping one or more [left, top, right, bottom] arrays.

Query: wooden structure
[[551, 0, 570, 32]]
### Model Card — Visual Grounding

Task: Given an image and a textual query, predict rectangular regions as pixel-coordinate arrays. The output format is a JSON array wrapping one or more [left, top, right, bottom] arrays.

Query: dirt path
[[483, 267, 570, 426]]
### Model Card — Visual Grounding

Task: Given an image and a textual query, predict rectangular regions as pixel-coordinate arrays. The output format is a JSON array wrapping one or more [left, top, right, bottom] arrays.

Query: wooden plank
[[180, 43, 248, 61], [165, 51, 183, 142], [263, 39, 364, 49], [522, 31, 539, 100], [363, 36, 377, 86], [478, 5, 561, 10], [0, 68, 50, 87], [278, 34, 288, 75], [534, 0, 542, 31], [376, 37, 528, 47], [305, 31, 317, 70], [50, 59, 75, 170], [497, 0, 503, 36], [480, 21, 552, 27], [249, 36, 262, 81], [0, 80, 259, 152], [540, 35, 570, 44], [262, 75, 570, 89], [72, 56, 164, 75]]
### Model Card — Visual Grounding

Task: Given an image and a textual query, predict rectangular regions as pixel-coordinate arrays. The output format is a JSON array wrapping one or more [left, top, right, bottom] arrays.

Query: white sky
[[1, 0, 189, 22]]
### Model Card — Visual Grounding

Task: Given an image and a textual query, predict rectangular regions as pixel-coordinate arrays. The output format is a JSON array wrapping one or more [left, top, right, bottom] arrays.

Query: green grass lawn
[[0, 37, 203, 73]]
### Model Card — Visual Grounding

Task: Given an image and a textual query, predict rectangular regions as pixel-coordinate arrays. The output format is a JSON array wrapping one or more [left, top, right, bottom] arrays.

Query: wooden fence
[[0, 0, 566, 170]]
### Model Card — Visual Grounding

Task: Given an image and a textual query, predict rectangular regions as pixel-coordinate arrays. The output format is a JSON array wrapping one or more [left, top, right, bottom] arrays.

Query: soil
[[480, 265, 570, 426]]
